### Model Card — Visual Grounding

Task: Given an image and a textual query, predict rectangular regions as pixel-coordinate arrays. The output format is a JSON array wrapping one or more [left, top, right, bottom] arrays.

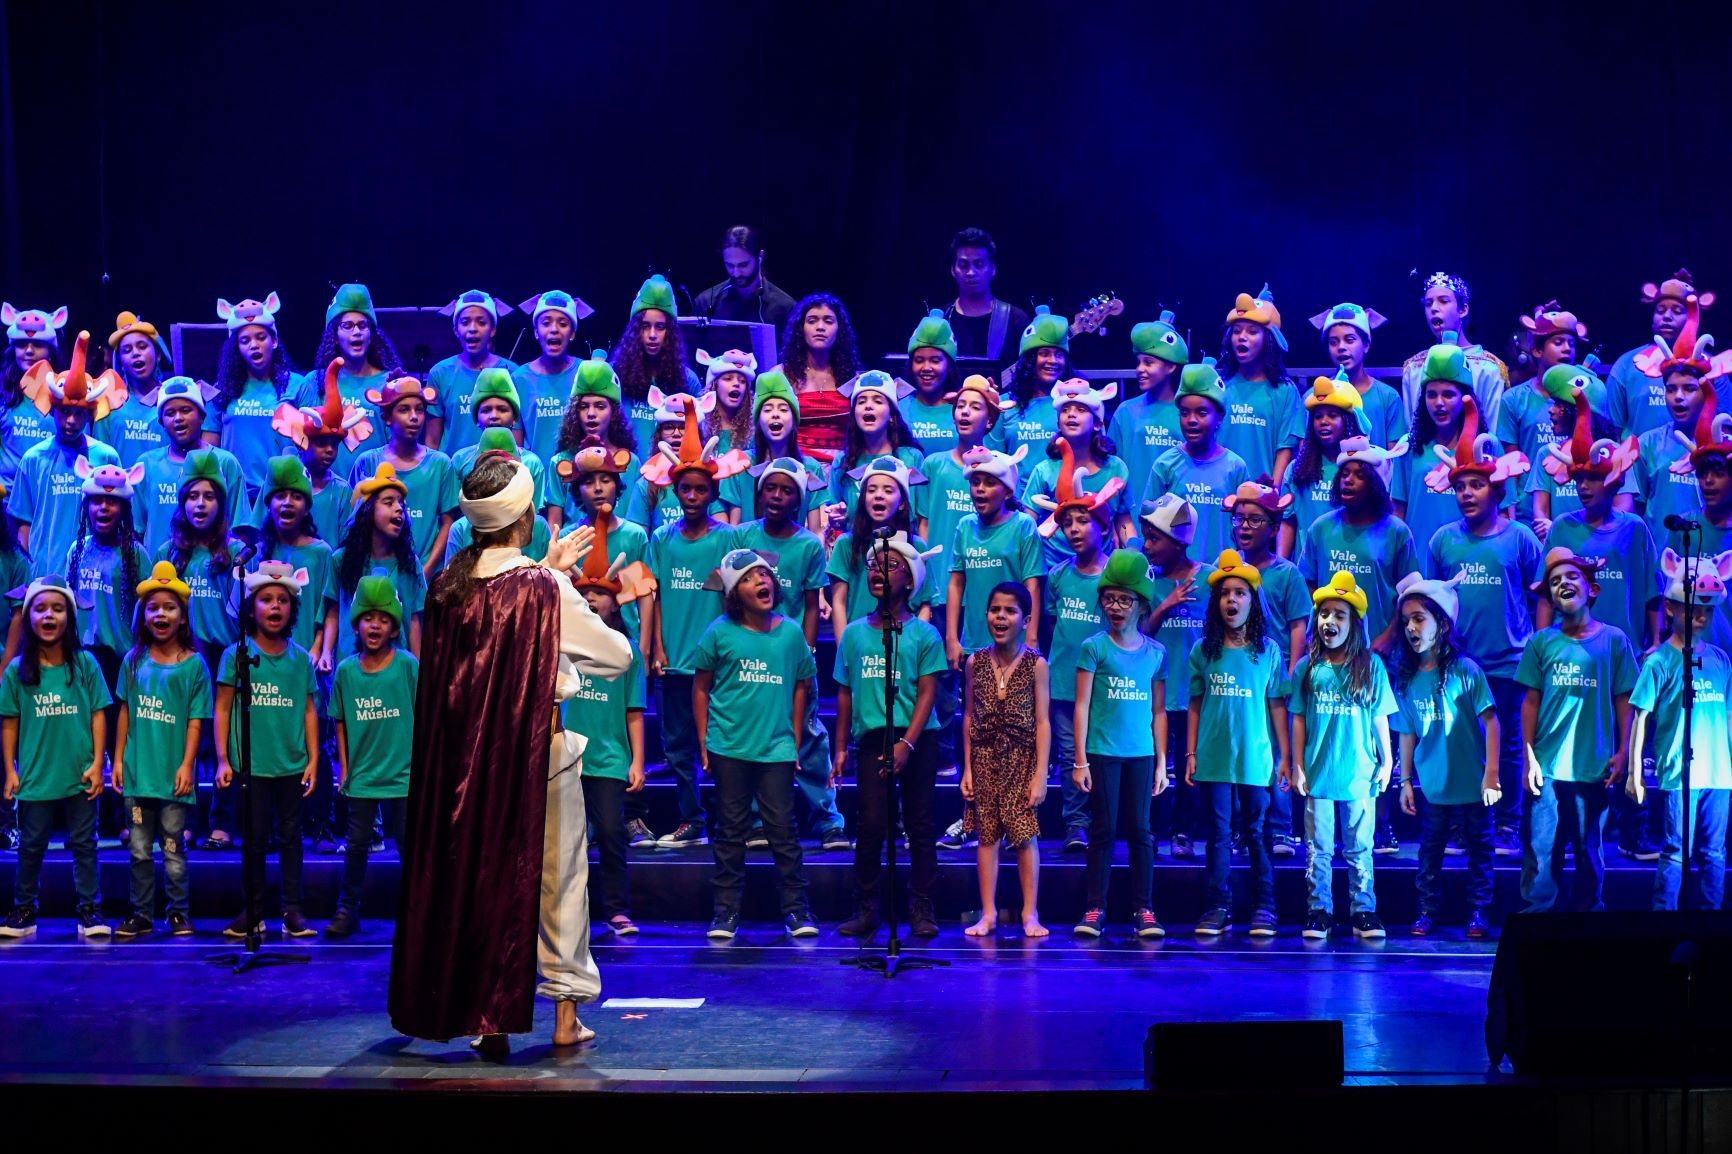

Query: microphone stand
[[1680, 521, 1699, 910], [846, 534, 947, 978]]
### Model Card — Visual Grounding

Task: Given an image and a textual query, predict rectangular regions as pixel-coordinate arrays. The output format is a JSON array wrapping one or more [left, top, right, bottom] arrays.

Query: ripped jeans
[[127, 797, 191, 916]]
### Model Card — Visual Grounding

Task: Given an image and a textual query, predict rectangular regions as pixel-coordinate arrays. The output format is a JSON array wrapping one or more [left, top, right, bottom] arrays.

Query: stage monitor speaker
[[1145, 1020, 1343, 1089], [168, 322, 229, 384], [1486, 912, 1732, 1079]]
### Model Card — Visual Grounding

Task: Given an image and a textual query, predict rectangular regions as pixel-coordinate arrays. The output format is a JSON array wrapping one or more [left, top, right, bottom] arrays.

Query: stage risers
[[0, 836, 1663, 927]]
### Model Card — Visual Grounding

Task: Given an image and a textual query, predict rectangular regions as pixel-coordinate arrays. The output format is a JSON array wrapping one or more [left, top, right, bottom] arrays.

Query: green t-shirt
[[1079, 631, 1168, 758], [118, 653, 212, 800], [261, 539, 336, 654], [1187, 636, 1288, 786], [948, 511, 1044, 652], [693, 615, 816, 761], [647, 521, 736, 674], [1148, 561, 1214, 712], [733, 520, 827, 621], [154, 538, 244, 649], [0, 651, 112, 800], [1514, 623, 1638, 783], [132, 444, 252, 560], [334, 650, 418, 797], [218, 641, 315, 778], [827, 530, 939, 625], [560, 641, 645, 782], [1389, 659, 1495, 805], [67, 540, 151, 652], [1288, 654, 1397, 801], [346, 448, 460, 567], [833, 615, 947, 738], [325, 550, 426, 658], [1044, 559, 1105, 703], [1629, 642, 1732, 792]]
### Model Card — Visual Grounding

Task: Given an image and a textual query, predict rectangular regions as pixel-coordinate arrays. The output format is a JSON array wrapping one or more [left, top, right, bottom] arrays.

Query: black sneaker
[[657, 821, 708, 848], [1270, 834, 1303, 858], [76, 905, 111, 939], [324, 909, 359, 938], [1466, 909, 1492, 939], [937, 818, 976, 850], [907, 901, 940, 939], [368, 835, 386, 855], [1373, 824, 1399, 855], [1351, 912, 1386, 940], [223, 913, 264, 939], [1619, 835, 1662, 863], [608, 914, 639, 936], [282, 909, 317, 938], [1492, 826, 1520, 856], [1302, 911, 1331, 940], [1073, 907, 1106, 937], [625, 819, 658, 848], [1132, 908, 1164, 939], [3, 827, 17, 851], [1249, 909, 1278, 938], [1231, 831, 1246, 858], [1194, 907, 1232, 936], [1064, 827, 1089, 853], [1170, 832, 1195, 859], [0, 904, 38, 939], [114, 913, 154, 939], [313, 834, 340, 854], [745, 828, 770, 849], [1410, 913, 1436, 937], [707, 910, 739, 940], [167, 911, 193, 936], [785, 911, 820, 938], [820, 829, 852, 852], [1444, 833, 1466, 857], [838, 904, 880, 938]]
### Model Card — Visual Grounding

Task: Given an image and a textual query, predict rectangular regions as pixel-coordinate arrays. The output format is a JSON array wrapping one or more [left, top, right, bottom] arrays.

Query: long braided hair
[[68, 495, 143, 632]]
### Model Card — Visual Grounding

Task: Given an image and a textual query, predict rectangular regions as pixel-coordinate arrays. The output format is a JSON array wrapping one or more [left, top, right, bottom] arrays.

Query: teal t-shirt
[[1020, 452, 1131, 568], [693, 615, 816, 761], [290, 366, 387, 478], [118, 653, 212, 800], [66, 539, 151, 652], [428, 354, 517, 456], [623, 368, 702, 452], [827, 530, 939, 625], [1, 398, 54, 487], [261, 538, 336, 654], [1389, 440, 1518, 568], [1296, 510, 1421, 645], [1280, 455, 1339, 541], [1629, 642, 1732, 792], [218, 640, 315, 778], [1219, 373, 1303, 478], [444, 513, 552, 567], [1426, 518, 1543, 678], [94, 391, 168, 469], [1357, 379, 1409, 448], [9, 435, 119, 580], [1496, 379, 1608, 482], [346, 448, 459, 568], [1187, 635, 1289, 785], [513, 362, 577, 465], [1079, 631, 1168, 758], [1515, 623, 1638, 783], [1258, 554, 1313, 636], [1149, 561, 1214, 712], [1288, 654, 1397, 801], [647, 521, 736, 673], [205, 378, 293, 493], [914, 448, 976, 600], [1607, 346, 1666, 440], [309, 476, 353, 548], [0, 550, 28, 644], [828, 445, 926, 524], [732, 520, 826, 622], [718, 452, 824, 522], [325, 550, 426, 658], [988, 396, 1059, 460], [1390, 659, 1496, 805], [948, 511, 1044, 652], [553, 449, 645, 521], [560, 641, 645, 782], [1636, 423, 1703, 547], [333, 650, 418, 797], [1140, 444, 1250, 566], [566, 515, 648, 640], [0, 651, 111, 800], [1544, 510, 1661, 652], [154, 538, 244, 648], [1108, 393, 1184, 494], [132, 444, 253, 559], [623, 473, 728, 530], [833, 615, 947, 738], [451, 442, 550, 515], [1044, 559, 1105, 703], [899, 395, 957, 456]]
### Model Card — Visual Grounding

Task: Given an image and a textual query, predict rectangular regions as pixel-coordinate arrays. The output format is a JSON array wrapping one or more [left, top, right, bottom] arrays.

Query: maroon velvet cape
[[389, 565, 562, 1040]]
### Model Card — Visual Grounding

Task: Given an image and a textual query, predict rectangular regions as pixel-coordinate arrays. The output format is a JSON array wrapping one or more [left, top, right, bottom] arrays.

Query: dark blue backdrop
[[4, 0, 1731, 372]]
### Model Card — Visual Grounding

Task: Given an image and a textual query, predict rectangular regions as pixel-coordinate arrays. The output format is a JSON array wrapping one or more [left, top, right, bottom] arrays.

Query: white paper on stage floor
[[602, 998, 707, 1009]]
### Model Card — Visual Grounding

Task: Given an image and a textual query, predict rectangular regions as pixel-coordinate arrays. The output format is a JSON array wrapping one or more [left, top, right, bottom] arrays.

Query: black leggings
[[242, 774, 305, 915], [582, 775, 631, 919]]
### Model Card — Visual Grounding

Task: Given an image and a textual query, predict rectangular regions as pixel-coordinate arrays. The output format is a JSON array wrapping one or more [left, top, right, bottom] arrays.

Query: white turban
[[458, 460, 536, 532]]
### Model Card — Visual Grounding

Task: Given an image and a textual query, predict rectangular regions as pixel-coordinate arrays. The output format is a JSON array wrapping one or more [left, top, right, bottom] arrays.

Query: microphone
[[1665, 514, 1700, 533], [871, 525, 898, 541], [232, 541, 260, 570]]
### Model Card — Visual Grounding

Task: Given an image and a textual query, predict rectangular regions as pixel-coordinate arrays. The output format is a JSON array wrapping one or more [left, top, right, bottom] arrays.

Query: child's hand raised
[[1158, 579, 1197, 616]]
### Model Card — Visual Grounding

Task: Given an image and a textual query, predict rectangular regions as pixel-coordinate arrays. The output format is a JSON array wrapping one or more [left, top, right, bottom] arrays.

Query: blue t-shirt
[[1426, 518, 1543, 678], [1356, 379, 1409, 449], [1496, 377, 1610, 482], [1389, 658, 1495, 805], [1257, 554, 1314, 639], [132, 444, 253, 560], [827, 445, 925, 525], [1607, 346, 1665, 440], [1108, 393, 1184, 493], [647, 521, 736, 674], [9, 436, 120, 579], [1044, 559, 1105, 704], [1515, 623, 1638, 783], [833, 615, 948, 738], [718, 452, 825, 523], [1219, 373, 1303, 479], [1544, 510, 1661, 653], [1078, 631, 1168, 758], [1295, 510, 1421, 645], [1020, 452, 1131, 568], [1188, 635, 1289, 786], [731, 519, 827, 623], [427, 354, 518, 456], [66, 539, 151, 652], [947, 511, 1044, 652], [1389, 439, 1519, 569], [827, 530, 939, 624], [988, 396, 1059, 461], [898, 396, 956, 457], [1149, 561, 1214, 712], [346, 448, 460, 568], [94, 391, 167, 469], [206, 378, 293, 494], [1636, 422, 1703, 547], [0, 398, 54, 488], [1629, 642, 1732, 792], [1288, 654, 1397, 800], [309, 475, 353, 549], [1280, 455, 1338, 542], [512, 362, 577, 465], [692, 614, 816, 761], [1140, 444, 1250, 566]]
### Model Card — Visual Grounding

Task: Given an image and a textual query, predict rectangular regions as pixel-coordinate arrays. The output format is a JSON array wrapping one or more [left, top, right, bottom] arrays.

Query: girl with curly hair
[[208, 298, 298, 496], [774, 292, 862, 461], [611, 276, 701, 452], [98, 312, 171, 467]]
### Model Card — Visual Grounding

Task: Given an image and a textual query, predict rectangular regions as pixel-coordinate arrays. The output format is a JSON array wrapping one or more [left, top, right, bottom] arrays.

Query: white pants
[[536, 758, 601, 1003]]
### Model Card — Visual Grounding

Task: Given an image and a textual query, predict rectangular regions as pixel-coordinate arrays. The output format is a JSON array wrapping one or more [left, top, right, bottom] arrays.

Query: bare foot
[[1022, 917, 1049, 938], [470, 1033, 510, 1058], [552, 1000, 596, 1046], [964, 915, 997, 937]]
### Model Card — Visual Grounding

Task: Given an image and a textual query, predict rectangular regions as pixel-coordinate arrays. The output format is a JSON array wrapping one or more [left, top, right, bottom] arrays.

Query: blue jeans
[[15, 796, 100, 908], [1487, 676, 1525, 829], [1418, 799, 1493, 915], [1653, 789, 1729, 911], [1203, 781, 1273, 913], [709, 752, 807, 916], [658, 673, 705, 825], [1521, 778, 1608, 912], [1050, 700, 1091, 834], [1084, 755, 1155, 910], [1305, 795, 1375, 915], [794, 680, 843, 836], [126, 797, 191, 915]]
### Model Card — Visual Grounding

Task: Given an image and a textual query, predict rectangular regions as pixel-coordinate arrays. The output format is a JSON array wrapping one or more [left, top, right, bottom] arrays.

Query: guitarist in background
[[943, 228, 1030, 371]]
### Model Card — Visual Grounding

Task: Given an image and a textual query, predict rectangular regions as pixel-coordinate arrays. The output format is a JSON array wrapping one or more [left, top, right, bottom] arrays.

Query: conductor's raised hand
[[543, 523, 596, 573]]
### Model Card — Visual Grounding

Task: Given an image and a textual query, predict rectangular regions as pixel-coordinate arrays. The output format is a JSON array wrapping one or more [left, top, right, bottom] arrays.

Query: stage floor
[[0, 920, 1503, 1092]]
